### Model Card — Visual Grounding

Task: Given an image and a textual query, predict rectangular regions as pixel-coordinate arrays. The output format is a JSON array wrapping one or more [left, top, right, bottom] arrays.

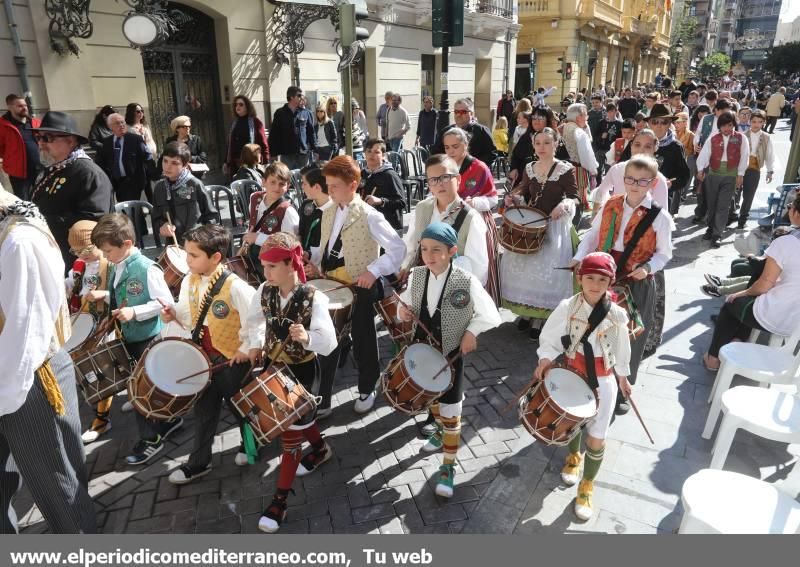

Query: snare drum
[[375, 294, 414, 346], [224, 254, 263, 287], [612, 285, 645, 339], [500, 206, 548, 254], [518, 365, 598, 446], [74, 340, 134, 405], [157, 245, 189, 300], [231, 365, 317, 445], [381, 343, 453, 415], [64, 312, 96, 354], [308, 279, 355, 341], [128, 338, 211, 420]]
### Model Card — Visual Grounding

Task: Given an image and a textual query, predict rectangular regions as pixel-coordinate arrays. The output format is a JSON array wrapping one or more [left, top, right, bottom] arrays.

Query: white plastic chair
[[679, 446, 800, 534], [702, 327, 800, 440], [709, 386, 800, 470]]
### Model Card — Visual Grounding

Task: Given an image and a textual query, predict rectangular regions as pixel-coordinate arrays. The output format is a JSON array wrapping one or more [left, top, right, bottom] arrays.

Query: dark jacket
[[618, 97, 640, 120], [164, 134, 207, 164], [226, 116, 269, 170], [416, 109, 438, 147], [496, 97, 515, 123], [151, 174, 218, 242], [594, 118, 623, 152], [360, 166, 405, 230], [509, 131, 534, 183], [96, 131, 154, 192], [316, 120, 338, 152], [235, 165, 263, 185], [268, 104, 316, 157], [88, 121, 112, 153], [432, 121, 496, 168]]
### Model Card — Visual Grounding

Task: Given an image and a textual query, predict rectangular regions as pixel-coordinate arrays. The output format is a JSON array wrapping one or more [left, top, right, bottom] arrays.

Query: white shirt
[[533, 87, 556, 108], [172, 272, 257, 355], [253, 201, 300, 247], [399, 266, 501, 338], [593, 161, 670, 211], [696, 132, 750, 176], [538, 295, 631, 377], [245, 282, 337, 357], [467, 192, 498, 213], [575, 193, 673, 274], [574, 127, 599, 175], [746, 129, 776, 172], [753, 234, 800, 337], [387, 106, 411, 140], [310, 201, 406, 278], [402, 199, 489, 285], [0, 223, 66, 416], [94, 249, 174, 321]]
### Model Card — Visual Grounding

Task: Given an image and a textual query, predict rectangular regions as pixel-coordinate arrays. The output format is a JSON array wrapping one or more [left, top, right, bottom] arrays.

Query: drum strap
[[560, 298, 610, 390], [254, 197, 287, 233], [191, 270, 232, 344], [615, 204, 661, 276]]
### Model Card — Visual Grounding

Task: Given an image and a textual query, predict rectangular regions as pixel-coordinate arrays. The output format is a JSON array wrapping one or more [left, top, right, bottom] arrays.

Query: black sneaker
[[704, 274, 722, 287], [529, 327, 541, 341], [711, 238, 721, 248], [615, 400, 630, 415], [258, 492, 289, 533], [517, 318, 531, 331], [418, 411, 438, 437], [701, 284, 721, 298], [126, 437, 164, 466], [296, 441, 333, 477], [702, 231, 712, 240], [737, 220, 747, 230], [159, 417, 184, 440], [168, 463, 211, 485]]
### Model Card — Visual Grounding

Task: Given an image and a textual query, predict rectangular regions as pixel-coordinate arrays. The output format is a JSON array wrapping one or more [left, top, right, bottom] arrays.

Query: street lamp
[[120, 1, 179, 48]]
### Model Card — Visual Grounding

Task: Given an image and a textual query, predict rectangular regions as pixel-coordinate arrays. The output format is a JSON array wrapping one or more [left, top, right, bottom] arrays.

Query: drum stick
[[324, 282, 357, 294], [391, 291, 441, 349], [175, 360, 231, 384], [157, 297, 188, 331], [627, 394, 655, 445], [521, 217, 550, 227], [268, 316, 303, 366], [430, 351, 462, 382], [500, 361, 552, 415], [164, 212, 179, 247], [516, 205, 525, 219]]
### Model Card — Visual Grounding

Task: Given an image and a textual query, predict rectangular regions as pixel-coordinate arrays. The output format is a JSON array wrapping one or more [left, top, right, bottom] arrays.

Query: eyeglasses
[[623, 176, 655, 187], [34, 133, 70, 143], [453, 109, 470, 116], [648, 118, 671, 126], [426, 173, 458, 186]]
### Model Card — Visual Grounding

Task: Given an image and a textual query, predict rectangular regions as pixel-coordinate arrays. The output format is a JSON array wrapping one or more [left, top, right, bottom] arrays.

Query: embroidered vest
[[597, 194, 658, 274], [745, 130, 770, 171], [80, 258, 110, 319], [0, 216, 71, 359], [188, 273, 243, 360], [260, 284, 315, 364], [110, 252, 163, 343], [409, 265, 474, 356], [563, 294, 628, 373], [249, 193, 290, 234], [319, 196, 379, 283], [561, 122, 581, 163], [411, 197, 474, 264], [709, 131, 743, 175]]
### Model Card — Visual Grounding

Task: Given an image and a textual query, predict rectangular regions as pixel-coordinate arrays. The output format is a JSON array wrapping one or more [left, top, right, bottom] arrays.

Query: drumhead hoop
[[545, 367, 596, 418], [503, 207, 546, 223], [64, 313, 95, 352], [144, 339, 209, 395], [166, 246, 189, 272], [309, 279, 354, 309], [403, 343, 450, 393]]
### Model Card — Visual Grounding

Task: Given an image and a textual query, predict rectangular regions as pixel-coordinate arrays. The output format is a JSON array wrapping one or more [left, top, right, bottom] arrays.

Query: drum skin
[[64, 313, 96, 355], [231, 365, 316, 445], [381, 343, 453, 415], [500, 206, 548, 254]]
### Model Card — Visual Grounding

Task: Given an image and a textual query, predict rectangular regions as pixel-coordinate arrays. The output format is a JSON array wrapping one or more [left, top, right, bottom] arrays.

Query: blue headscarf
[[421, 221, 458, 249]]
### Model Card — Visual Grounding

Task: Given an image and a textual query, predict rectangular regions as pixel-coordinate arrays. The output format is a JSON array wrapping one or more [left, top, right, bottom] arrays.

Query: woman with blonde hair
[[165, 115, 207, 166], [314, 103, 337, 161]]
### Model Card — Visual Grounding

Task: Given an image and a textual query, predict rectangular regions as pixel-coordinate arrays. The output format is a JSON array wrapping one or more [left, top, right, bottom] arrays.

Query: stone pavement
[[17, 119, 799, 534]]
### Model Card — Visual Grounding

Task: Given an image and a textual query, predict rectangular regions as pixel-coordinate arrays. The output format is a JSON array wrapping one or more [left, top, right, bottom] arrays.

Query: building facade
[[516, 0, 672, 100], [0, 0, 517, 167], [729, 0, 782, 72]]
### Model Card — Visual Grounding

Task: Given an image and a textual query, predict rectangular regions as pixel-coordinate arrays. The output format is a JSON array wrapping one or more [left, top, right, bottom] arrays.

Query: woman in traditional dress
[[501, 127, 580, 340], [441, 128, 500, 303]]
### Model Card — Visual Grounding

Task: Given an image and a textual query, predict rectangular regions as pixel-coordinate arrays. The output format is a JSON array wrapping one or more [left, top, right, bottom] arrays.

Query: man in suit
[[97, 113, 154, 203]]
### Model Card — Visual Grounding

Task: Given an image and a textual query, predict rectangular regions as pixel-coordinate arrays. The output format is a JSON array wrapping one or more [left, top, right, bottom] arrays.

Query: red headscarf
[[259, 237, 306, 284]]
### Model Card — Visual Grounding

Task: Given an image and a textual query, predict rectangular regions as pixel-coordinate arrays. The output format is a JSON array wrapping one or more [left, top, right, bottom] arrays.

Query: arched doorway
[[141, 3, 223, 167]]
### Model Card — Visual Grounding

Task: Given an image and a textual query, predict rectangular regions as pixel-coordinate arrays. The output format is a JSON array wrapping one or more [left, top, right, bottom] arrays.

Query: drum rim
[[502, 205, 548, 221], [140, 336, 212, 395], [543, 365, 598, 419], [308, 277, 355, 306]]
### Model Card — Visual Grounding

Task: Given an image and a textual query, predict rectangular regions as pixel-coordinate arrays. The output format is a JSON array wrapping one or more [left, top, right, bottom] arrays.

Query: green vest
[[110, 251, 163, 343]]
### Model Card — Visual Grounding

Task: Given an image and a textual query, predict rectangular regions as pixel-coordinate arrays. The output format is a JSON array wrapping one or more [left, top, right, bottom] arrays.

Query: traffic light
[[587, 50, 598, 76], [557, 57, 566, 76], [565, 62, 573, 80], [340, 1, 370, 47]]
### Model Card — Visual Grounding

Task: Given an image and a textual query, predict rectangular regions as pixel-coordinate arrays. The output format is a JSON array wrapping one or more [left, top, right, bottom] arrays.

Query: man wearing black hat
[[30, 111, 113, 268]]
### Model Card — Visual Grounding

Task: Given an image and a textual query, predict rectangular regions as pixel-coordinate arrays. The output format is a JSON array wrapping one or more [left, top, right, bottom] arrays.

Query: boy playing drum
[[535, 252, 632, 521]]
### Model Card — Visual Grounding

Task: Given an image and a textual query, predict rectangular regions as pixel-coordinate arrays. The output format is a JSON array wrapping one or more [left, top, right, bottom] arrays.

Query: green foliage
[[766, 42, 800, 75], [698, 52, 732, 78]]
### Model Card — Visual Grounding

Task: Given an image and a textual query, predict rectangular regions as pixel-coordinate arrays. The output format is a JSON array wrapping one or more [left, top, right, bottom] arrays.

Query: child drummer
[[397, 222, 501, 498], [534, 252, 632, 521], [65, 220, 112, 443], [160, 224, 257, 483], [244, 232, 337, 533], [87, 213, 179, 460]]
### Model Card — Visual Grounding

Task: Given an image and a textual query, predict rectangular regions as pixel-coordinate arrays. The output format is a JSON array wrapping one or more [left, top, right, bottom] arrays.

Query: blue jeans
[[387, 138, 403, 152]]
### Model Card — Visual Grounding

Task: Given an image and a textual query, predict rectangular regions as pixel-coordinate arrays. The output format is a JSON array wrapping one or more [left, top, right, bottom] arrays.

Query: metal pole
[[435, 0, 451, 135], [3, 0, 33, 114], [342, 66, 353, 156]]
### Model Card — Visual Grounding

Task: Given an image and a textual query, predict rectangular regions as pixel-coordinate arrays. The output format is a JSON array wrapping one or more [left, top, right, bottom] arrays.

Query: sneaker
[[121, 400, 134, 413], [296, 441, 333, 477], [561, 451, 583, 486], [316, 407, 333, 420], [704, 274, 722, 287], [421, 424, 444, 453], [700, 284, 721, 298], [435, 464, 455, 498], [701, 230, 712, 241], [235, 452, 250, 467], [529, 327, 541, 341], [615, 400, 630, 415], [516, 318, 531, 331], [160, 417, 184, 440], [417, 413, 438, 437], [574, 479, 594, 521], [258, 493, 289, 533], [353, 392, 375, 414], [737, 220, 747, 230], [81, 417, 111, 444], [711, 238, 721, 249], [168, 464, 211, 485], [125, 437, 164, 466]]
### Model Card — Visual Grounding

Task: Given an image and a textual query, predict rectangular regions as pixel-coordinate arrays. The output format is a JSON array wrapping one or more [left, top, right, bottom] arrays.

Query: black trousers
[[766, 116, 778, 134], [186, 358, 250, 469], [113, 176, 144, 203], [317, 343, 342, 410], [126, 338, 179, 441], [352, 283, 382, 395], [739, 169, 760, 223], [708, 296, 766, 357]]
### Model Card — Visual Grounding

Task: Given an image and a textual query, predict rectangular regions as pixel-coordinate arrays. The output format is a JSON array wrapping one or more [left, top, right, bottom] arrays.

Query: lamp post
[[120, 1, 179, 49], [674, 39, 684, 81]]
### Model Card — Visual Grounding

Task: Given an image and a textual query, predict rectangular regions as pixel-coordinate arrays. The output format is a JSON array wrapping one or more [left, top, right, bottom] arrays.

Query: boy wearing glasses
[[571, 156, 673, 413]]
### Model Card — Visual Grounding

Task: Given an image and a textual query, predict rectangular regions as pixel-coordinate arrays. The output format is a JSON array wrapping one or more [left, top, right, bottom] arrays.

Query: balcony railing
[[518, 0, 558, 18], [588, 0, 623, 29], [467, 0, 515, 19]]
